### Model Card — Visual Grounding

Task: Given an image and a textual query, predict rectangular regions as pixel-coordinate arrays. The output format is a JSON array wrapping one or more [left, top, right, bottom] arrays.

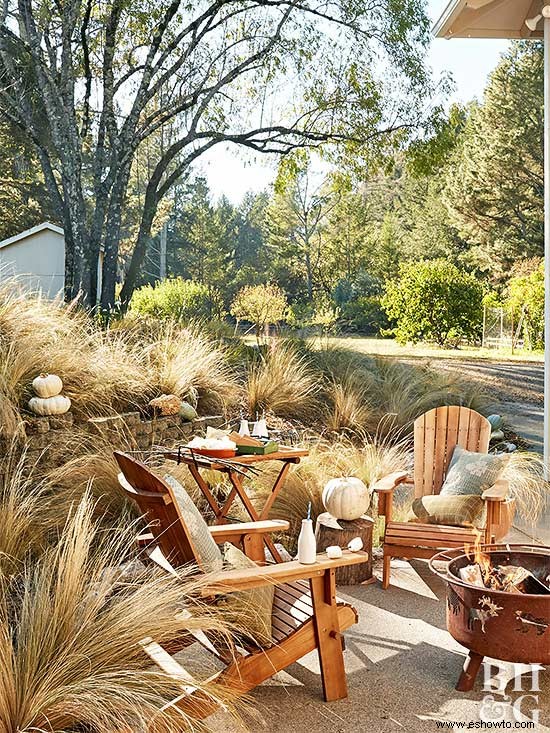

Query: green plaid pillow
[[440, 445, 506, 497], [406, 494, 486, 528]]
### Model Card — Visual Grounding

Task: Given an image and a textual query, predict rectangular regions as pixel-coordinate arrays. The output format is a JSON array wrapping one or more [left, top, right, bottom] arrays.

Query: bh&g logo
[[480, 662, 542, 725]]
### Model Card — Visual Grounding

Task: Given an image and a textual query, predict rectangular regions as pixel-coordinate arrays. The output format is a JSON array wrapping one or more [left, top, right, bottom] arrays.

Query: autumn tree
[[0, 0, 433, 311], [231, 283, 288, 344]]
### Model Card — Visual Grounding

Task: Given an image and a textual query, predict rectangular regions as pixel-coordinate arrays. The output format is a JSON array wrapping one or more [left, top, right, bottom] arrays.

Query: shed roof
[[0, 222, 64, 251]]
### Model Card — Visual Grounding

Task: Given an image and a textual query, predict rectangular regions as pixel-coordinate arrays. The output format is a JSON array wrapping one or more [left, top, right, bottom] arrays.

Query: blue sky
[[202, 1, 510, 203]]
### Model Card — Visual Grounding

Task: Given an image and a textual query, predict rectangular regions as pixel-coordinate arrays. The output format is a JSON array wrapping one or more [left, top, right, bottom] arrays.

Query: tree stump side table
[[315, 512, 374, 585]]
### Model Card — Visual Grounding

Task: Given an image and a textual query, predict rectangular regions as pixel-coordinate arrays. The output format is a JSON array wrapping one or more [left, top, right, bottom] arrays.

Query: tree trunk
[[100, 163, 132, 314], [119, 185, 160, 309]]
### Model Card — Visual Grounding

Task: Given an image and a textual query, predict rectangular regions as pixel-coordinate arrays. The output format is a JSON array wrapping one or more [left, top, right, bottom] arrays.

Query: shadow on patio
[[207, 560, 550, 732]]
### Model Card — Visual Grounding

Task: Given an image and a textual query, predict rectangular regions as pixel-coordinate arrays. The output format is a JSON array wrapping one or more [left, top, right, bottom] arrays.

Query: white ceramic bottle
[[238, 418, 250, 436], [297, 518, 317, 564]]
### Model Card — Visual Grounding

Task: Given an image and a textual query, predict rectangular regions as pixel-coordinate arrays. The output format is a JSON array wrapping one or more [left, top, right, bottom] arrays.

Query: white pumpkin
[[28, 395, 71, 416], [32, 373, 63, 398], [322, 477, 370, 520]]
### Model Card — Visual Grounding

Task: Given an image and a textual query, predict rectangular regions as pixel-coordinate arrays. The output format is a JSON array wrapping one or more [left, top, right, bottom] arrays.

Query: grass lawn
[[319, 335, 544, 363]]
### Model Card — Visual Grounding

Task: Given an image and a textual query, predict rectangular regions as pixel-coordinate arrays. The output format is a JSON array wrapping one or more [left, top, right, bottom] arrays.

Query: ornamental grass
[[0, 490, 239, 733]]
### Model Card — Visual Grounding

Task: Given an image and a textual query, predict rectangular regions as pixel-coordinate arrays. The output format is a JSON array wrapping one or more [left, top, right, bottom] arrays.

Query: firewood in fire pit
[[489, 565, 550, 594], [459, 564, 485, 587], [457, 563, 550, 594]]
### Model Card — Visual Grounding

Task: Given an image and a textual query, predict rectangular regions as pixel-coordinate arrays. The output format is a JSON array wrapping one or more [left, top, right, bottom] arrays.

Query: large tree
[[0, 0, 432, 310], [443, 42, 543, 282]]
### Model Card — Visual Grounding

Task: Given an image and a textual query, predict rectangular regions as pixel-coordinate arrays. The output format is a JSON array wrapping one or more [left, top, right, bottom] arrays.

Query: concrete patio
[[206, 548, 549, 732]]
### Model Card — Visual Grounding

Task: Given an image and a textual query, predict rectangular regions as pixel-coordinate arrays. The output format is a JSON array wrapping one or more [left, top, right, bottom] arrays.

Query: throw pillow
[[216, 542, 274, 648], [164, 474, 223, 572], [406, 494, 486, 528], [440, 445, 506, 497]]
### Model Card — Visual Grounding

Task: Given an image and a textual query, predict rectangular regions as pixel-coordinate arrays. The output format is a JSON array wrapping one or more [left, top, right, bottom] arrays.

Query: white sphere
[[322, 476, 370, 520]]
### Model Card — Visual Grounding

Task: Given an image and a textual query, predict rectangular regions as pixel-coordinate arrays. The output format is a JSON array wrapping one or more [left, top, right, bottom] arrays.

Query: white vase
[[297, 519, 316, 564], [251, 417, 269, 438], [238, 418, 250, 436]]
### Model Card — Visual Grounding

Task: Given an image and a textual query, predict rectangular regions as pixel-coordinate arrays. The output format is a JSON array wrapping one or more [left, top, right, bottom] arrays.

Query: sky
[[200, 0, 511, 204]]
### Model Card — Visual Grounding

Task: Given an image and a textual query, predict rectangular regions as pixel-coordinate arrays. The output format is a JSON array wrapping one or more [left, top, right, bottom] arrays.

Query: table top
[[163, 446, 308, 470]]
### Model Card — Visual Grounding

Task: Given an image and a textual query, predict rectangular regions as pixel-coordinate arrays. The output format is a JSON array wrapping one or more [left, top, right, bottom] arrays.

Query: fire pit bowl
[[429, 544, 550, 691]]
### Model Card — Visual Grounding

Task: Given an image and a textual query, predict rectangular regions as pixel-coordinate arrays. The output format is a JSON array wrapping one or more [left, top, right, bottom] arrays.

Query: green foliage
[[443, 43, 543, 280], [382, 260, 484, 346], [0, 118, 57, 240], [506, 261, 544, 350], [339, 296, 388, 334], [129, 278, 225, 321], [287, 300, 340, 334], [231, 284, 288, 342]]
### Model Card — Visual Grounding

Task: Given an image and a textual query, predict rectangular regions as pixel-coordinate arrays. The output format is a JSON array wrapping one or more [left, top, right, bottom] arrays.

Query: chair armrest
[[372, 471, 409, 493], [201, 550, 369, 596], [208, 520, 289, 542], [482, 479, 509, 501]]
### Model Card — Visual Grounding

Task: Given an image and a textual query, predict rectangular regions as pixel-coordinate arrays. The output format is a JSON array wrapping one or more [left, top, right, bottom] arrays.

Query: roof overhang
[[434, 0, 543, 39], [0, 221, 64, 250]]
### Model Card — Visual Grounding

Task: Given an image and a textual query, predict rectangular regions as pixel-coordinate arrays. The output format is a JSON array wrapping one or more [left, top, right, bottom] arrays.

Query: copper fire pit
[[430, 544, 550, 691]]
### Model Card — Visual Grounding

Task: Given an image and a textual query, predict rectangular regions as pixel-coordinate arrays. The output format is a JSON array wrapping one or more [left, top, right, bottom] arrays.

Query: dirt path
[[419, 359, 544, 453]]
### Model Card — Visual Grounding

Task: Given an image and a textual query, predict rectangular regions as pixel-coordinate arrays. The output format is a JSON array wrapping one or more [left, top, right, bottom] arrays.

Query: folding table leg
[[188, 464, 222, 519], [259, 462, 291, 520], [227, 473, 283, 563]]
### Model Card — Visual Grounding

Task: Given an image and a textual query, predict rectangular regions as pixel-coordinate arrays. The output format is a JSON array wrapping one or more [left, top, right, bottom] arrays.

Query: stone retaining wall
[[21, 410, 225, 469]]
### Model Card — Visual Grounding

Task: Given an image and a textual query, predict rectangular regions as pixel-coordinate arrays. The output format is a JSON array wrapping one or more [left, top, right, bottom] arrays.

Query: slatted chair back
[[413, 406, 491, 498], [114, 451, 202, 570]]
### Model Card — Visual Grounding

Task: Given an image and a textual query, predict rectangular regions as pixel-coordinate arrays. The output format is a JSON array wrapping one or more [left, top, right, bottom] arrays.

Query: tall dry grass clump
[[0, 282, 241, 441], [310, 344, 490, 437], [500, 451, 549, 525], [245, 341, 318, 420], [0, 447, 55, 575], [0, 492, 238, 733], [138, 321, 240, 415], [0, 281, 146, 432]]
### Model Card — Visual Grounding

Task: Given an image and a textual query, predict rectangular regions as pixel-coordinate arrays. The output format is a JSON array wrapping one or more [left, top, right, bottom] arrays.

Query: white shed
[[0, 222, 65, 298]]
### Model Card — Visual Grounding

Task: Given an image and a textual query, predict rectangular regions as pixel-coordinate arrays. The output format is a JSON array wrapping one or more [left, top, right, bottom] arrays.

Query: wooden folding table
[[163, 447, 308, 563]]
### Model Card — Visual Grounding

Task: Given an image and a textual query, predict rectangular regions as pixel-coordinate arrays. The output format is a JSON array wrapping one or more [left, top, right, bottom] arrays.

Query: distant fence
[[482, 306, 524, 351]]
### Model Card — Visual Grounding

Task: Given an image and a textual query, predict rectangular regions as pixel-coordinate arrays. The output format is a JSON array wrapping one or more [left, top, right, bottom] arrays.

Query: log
[[314, 512, 373, 585]]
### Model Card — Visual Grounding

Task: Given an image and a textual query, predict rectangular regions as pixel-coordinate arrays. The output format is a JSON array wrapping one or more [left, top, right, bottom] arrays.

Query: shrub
[[333, 273, 387, 334], [129, 277, 225, 321], [338, 296, 388, 334], [231, 284, 288, 344], [381, 260, 484, 346], [506, 260, 544, 350]]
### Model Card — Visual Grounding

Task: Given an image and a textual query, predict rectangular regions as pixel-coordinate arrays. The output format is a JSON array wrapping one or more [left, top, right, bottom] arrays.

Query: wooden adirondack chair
[[374, 406, 515, 590], [114, 451, 366, 715]]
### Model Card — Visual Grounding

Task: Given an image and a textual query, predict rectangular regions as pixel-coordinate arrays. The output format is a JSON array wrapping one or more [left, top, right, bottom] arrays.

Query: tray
[[236, 441, 279, 455]]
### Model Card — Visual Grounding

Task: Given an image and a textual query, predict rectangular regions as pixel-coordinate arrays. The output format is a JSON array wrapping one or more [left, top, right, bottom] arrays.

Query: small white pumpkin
[[28, 394, 71, 416], [322, 476, 370, 520], [32, 373, 63, 398]]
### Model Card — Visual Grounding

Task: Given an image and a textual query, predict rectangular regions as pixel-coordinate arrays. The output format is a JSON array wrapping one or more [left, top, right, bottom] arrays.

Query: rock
[[149, 394, 181, 416]]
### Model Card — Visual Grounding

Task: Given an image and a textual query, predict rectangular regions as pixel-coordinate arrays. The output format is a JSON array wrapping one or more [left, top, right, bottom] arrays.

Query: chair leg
[[382, 552, 391, 589], [310, 569, 348, 702]]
